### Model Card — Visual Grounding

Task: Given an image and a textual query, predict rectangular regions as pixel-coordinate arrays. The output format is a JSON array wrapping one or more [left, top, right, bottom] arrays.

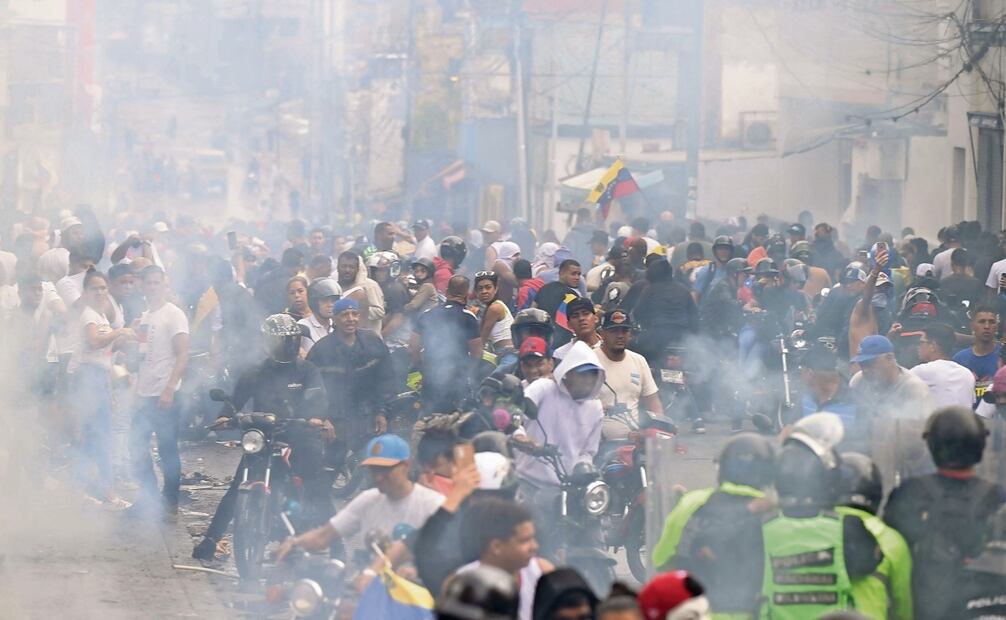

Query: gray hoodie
[[516, 340, 605, 488]]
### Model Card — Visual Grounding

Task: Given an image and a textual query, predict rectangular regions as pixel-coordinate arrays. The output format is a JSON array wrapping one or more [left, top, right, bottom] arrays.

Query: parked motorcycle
[[209, 388, 324, 581], [651, 345, 703, 432], [597, 405, 677, 583], [511, 439, 615, 593]]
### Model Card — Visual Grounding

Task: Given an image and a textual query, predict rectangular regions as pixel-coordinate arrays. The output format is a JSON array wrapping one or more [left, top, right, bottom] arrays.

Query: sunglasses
[[475, 270, 497, 279]]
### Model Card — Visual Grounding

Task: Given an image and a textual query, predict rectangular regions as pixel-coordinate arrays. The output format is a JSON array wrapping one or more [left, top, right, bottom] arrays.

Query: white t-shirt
[[72, 305, 114, 372], [932, 247, 955, 281], [299, 314, 330, 354], [909, 359, 975, 410], [136, 302, 189, 397], [329, 485, 443, 540], [596, 348, 659, 440], [55, 271, 85, 306], [413, 236, 437, 262], [986, 257, 1006, 290]]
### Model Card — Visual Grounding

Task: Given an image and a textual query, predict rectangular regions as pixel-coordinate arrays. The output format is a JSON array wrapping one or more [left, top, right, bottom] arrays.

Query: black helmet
[[436, 565, 519, 620], [511, 308, 553, 347], [411, 257, 435, 279], [712, 235, 735, 256], [717, 433, 775, 489], [766, 234, 788, 261], [725, 257, 752, 276], [775, 416, 843, 507], [261, 313, 303, 364], [440, 236, 468, 266], [924, 406, 988, 469], [307, 278, 342, 316], [753, 258, 780, 277], [837, 452, 883, 514], [478, 374, 524, 404]]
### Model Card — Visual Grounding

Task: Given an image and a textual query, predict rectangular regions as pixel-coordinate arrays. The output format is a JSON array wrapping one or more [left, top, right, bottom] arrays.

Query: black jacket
[[306, 329, 394, 422], [228, 357, 327, 421]]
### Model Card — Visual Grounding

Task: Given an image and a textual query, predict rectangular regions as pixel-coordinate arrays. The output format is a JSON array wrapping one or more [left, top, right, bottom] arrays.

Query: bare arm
[[642, 391, 663, 415]]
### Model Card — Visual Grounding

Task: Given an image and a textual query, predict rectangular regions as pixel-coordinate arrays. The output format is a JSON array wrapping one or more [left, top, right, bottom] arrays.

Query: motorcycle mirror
[[522, 397, 539, 421], [209, 388, 228, 402]]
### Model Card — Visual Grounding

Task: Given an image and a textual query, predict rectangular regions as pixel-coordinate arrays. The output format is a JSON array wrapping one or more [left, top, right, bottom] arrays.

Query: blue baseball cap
[[850, 335, 894, 364], [362, 434, 410, 467]]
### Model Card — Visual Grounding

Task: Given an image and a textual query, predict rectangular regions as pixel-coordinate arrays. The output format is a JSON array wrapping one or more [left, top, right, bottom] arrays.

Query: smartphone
[[876, 241, 887, 253], [227, 231, 238, 250], [453, 444, 475, 469]]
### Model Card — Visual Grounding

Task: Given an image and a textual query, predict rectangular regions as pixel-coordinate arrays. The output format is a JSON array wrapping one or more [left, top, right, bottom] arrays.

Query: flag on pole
[[587, 159, 640, 220], [352, 567, 435, 620]]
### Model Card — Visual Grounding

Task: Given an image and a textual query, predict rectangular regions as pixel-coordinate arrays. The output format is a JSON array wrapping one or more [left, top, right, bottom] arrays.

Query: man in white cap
[[482, 220, 502, 269]]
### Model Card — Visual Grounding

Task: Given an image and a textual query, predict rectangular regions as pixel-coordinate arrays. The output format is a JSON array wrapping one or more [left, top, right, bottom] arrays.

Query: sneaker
[[692, 418, 706, 435], [192, 537, 217, 561]]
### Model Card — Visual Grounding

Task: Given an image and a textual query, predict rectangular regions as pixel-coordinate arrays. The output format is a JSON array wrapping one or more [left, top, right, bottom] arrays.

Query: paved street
[[0, 422, 736, 618]]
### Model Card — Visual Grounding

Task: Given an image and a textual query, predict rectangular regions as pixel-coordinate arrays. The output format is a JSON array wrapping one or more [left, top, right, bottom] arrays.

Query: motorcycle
[[271, 515, 349, 620], [331, 392, 420, 501], [208, 389, 324, 581], [651, 345, 703, 431], [511, 439, 616, 593], [597, 405, 677, 583]]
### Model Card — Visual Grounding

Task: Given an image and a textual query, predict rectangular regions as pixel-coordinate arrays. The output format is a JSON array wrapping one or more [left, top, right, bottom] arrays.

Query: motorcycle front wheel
[[623, 509, 648, 584], [233, 487, 269, 581]]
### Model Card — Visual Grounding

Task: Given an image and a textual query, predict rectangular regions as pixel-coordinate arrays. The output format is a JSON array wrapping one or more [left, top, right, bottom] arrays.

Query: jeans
[[131, 396, 181, 507], [74, 364, 114, 497]]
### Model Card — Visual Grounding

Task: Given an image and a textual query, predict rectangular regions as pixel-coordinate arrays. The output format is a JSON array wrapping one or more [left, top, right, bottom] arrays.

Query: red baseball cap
[[519, 336, 548, 360], [638, 571, 707, 620]]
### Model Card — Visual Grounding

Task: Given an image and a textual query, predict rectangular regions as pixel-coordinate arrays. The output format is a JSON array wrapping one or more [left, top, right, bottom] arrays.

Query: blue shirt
[[953, 344, 1002, 407], [800, 393, 858, 428]]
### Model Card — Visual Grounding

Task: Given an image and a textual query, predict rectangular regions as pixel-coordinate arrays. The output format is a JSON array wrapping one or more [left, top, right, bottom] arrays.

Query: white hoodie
[[516, 340, 605, 488]]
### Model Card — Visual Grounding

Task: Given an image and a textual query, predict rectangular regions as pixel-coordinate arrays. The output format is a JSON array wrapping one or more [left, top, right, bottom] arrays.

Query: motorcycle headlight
[[583, 480, 610, 516], [290, 579, 324, 617], [241, 429, 266, 454]]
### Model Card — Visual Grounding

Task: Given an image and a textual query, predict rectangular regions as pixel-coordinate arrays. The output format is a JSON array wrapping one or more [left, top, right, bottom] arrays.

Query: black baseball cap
[[566, 297, 595, 317], [787, 223, 806, 237], [608, 245, 629, 261], [601, 309, 634, 330], [801, 344, 838, 372]]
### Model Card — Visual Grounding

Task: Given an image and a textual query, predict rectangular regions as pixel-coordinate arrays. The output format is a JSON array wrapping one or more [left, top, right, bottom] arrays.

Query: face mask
[[872, 293, 889, 309]]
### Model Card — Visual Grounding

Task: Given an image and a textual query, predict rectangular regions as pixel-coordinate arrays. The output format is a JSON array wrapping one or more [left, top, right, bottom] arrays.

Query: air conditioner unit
[[739, 111, 778, 150]]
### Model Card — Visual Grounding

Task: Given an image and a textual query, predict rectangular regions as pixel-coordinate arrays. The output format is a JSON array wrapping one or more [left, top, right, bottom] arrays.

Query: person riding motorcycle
[[835, 452, 913, 620], [652, 434, 775, 617], [435, 236, 468, 293], [192, 314, 329, 560], [306, 297, 396, 468], [491, 308, 554, 381], [300, 277, 341, 354]]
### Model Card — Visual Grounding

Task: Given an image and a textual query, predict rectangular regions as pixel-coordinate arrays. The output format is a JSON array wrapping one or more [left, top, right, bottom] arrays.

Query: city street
[[0, 423, 734, 618]]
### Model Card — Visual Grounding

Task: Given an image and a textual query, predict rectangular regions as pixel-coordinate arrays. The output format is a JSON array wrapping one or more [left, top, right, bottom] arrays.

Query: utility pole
[[678, 0, 703, 219], [513, 0, 531, 220], [620, 0, 631, 154]]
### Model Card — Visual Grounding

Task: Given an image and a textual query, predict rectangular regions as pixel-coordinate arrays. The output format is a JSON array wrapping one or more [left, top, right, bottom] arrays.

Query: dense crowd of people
[[6, 203, 1006, 619]]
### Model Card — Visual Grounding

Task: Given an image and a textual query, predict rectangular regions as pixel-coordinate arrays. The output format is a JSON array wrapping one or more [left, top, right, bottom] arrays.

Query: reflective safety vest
[[760, 511, 852, 620], [651, 482, 763, 570], [836, 506, 914, 620]]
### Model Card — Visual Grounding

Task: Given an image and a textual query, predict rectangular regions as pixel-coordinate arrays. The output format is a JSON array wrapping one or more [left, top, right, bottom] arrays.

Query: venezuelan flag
[[352, 568, 435, 620], [553, 292, 581, 333], [587, 159, 640, 220]]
